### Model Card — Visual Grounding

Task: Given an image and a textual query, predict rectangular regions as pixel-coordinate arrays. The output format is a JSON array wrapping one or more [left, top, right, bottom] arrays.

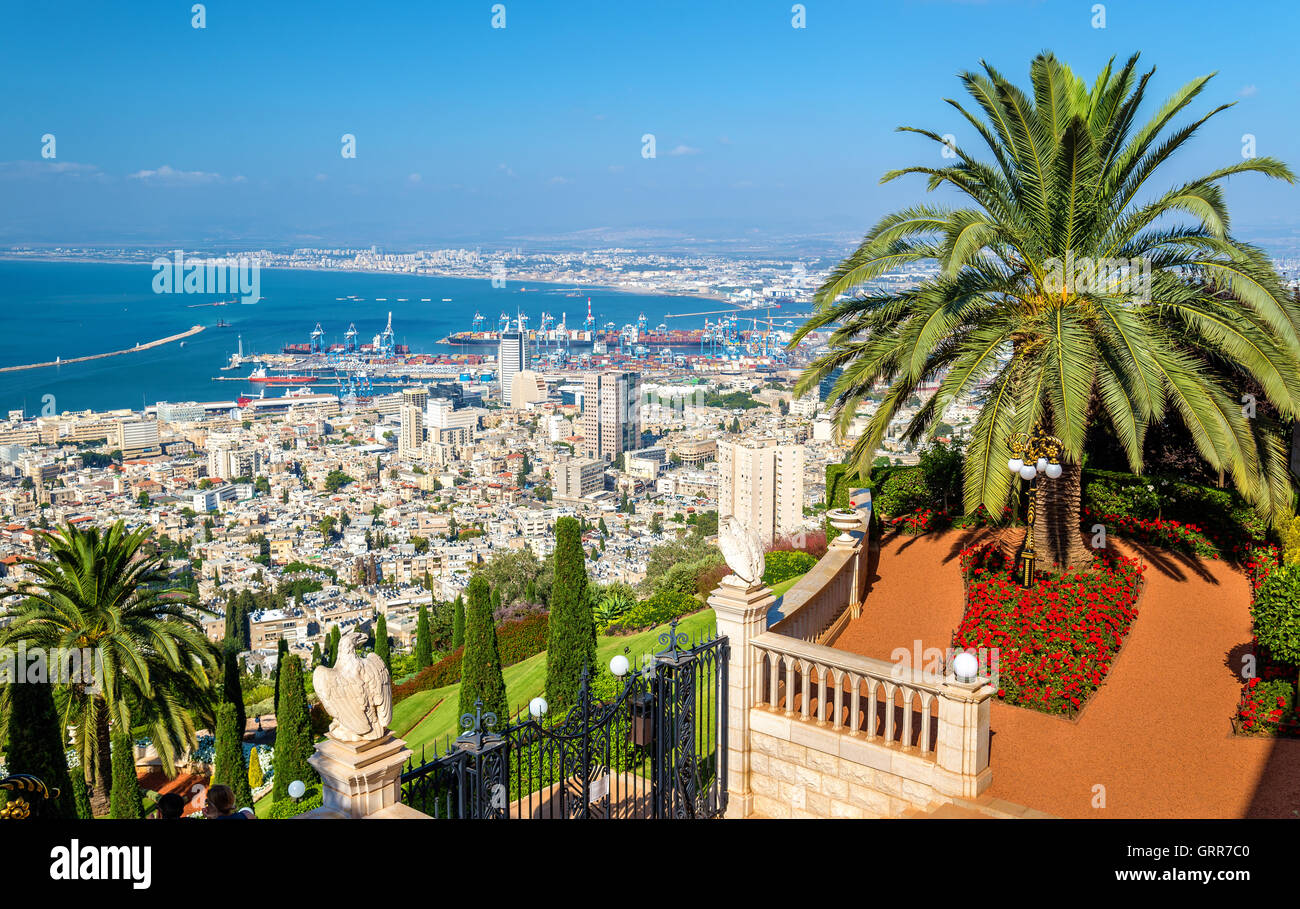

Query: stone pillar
[[932, 676, 996, 799], [303, 732, 413, 818], [707, 574, 775, 819]]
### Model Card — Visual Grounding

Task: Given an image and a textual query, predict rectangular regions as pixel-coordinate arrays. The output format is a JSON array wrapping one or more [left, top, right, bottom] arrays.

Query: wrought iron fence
[[401, 622, 729, 819]]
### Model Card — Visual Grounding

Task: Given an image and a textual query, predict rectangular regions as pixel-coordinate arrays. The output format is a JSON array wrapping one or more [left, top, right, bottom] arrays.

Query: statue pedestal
[[307, 732, 412, 819]]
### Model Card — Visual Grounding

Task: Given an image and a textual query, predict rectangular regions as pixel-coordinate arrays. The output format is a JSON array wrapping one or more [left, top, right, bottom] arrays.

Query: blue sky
[[1, 0, 1297, 249]]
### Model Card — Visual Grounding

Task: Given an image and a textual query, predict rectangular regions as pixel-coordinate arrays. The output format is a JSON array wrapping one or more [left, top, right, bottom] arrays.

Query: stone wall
[[747, 709, 945, 819]]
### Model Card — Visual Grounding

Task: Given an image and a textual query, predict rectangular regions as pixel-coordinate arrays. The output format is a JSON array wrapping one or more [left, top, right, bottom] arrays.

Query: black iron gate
[[401, 622, 728, 819]]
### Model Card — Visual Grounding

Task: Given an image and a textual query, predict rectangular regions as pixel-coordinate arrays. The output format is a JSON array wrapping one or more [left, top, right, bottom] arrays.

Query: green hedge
[[762, 550, 818, 586], [393, 613, 549, 702], [1251, 564, 1300, 666]]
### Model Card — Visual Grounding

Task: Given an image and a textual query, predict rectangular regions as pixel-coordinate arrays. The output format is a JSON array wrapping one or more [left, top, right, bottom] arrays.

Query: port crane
[[344, 323, 358, 353], [472, 311, 485, 331], [378, 312, 396, 358], [498, 312, 510, 333], [310, 322, 325, 354]]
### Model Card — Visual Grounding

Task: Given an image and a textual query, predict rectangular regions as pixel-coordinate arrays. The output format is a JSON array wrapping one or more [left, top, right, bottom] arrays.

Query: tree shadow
[[1115, 539, 1219, 584]]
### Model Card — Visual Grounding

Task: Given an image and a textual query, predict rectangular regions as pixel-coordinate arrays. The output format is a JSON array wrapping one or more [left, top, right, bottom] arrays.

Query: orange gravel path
[[832, 528, 1300, 818]]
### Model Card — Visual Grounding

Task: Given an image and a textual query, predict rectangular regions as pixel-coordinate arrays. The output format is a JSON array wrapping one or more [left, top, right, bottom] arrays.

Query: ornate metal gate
[[401, 623, 728, 819]]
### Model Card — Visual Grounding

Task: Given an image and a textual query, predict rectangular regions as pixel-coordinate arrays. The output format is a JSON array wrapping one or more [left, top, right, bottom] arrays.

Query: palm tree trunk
[[89, 696, 112, 817], [1034, 461, 1091, 571]]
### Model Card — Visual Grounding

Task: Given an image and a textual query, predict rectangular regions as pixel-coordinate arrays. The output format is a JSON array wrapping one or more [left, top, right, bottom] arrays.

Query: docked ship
[[248, 366, 318, 385]]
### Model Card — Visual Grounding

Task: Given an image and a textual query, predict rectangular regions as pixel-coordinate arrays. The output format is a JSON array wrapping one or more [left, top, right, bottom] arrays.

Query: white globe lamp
[[610, 655, 630, 678], [288, 779, 306, 800], [1007, 457, 1024, 474], [1019, 464, 1037, 481], [952, 652, 979, 683], [1045, 462, 1063, 479], [528, 696, 548, 719], [1036, 457, 1048, 473]]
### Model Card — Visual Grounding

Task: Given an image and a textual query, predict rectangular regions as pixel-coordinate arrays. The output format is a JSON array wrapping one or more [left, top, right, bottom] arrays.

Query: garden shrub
[[603, 589, 700, 635], [1237, 678, 1297, 734], [1279, 514, 1300, 566], [1250, 564, 1300, 667], [874, 468, 931, 518], [267, 788, 323, 818], [762, 550, 818, 586]]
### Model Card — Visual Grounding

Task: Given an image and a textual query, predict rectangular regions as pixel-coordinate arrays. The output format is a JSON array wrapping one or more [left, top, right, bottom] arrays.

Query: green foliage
[[415, 604, 433, 669], [875, 468, 932, 518], [109, 732, 143, 819], [918, 442, 964, 510], [268, 786, 323, 818], [212, 702, 254, 810], [546, 517, 595, 707], [457, 576, 509, 726], [1, 681, 77, 818], [222, 646, 246, 743], [375, 613, 391, 673], [248, 746, 264, 790], [71, 772, 92, 820], [1277, 514, 1300, 565], [451, 595, 465, 649], [603, 589, 701, 635], [794, 53, 1300, 531], [762, 550, 818, 587], [323, 469, 355, 493], [272, 654, 317, 801], [1251, 565, 1300, 666]]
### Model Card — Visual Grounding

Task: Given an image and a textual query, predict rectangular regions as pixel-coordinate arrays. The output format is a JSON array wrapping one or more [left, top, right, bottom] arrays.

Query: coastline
[[0, 255, 737, 307]]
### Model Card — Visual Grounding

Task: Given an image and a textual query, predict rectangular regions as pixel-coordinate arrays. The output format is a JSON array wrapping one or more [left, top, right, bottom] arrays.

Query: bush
[[875, 468, 931, 518], [1250, 564, 1300, 667], [267, 787, 323, 818], [1237, 678, 1298, 734], [1280, 515, 1300, 566], [604, 589, 701, 635], [762, 550, 818, 586]]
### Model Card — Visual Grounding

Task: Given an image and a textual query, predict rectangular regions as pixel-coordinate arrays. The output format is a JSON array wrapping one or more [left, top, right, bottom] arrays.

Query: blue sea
[[0, 260, 712, 414]]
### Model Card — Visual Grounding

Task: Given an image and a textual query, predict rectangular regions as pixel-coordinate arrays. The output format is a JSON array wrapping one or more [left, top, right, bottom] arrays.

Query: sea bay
[[0, 260, 712, 415]]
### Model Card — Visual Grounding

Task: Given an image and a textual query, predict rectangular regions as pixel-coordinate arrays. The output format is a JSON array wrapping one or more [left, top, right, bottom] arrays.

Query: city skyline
[[2, 0, 1298, 251]]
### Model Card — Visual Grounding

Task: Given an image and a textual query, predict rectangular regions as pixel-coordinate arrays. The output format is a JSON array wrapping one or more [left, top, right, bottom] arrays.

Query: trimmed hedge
[[393, 613, 549, 702], [1250, 564, 1300, 667]]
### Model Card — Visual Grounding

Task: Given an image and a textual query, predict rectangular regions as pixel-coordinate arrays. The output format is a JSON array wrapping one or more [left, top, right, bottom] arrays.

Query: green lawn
[[769, 572, 807, 599], [394, 608, 718, 759]]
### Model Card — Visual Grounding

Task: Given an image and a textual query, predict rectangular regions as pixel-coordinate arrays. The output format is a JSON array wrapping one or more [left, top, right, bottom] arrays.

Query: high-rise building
[[554, 455, 606, 501], [399, 403, 424, 458], [116, 419, 161, 458], [718, 439, 805, 542], [581, 371, 639, 462], [498, 331, 528, 406], [402, 386, 429, 411]]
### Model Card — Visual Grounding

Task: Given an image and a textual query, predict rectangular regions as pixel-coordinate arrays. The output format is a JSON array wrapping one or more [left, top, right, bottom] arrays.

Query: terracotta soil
[[832, 527, 1300, 818]]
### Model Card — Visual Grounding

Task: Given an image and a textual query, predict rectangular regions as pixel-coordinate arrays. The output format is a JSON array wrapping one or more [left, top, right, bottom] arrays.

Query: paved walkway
[[832, 528, 1300, 818]]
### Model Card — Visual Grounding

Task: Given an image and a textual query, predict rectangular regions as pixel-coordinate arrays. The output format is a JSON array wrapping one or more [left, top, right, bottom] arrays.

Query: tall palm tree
[[794, 53, 1300, 569], [2, 520, 218, 815]]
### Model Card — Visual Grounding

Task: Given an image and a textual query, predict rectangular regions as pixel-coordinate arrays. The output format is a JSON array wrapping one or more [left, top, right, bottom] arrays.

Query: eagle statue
[[718, 515, 766, 587], [312, 630, 393, 742]]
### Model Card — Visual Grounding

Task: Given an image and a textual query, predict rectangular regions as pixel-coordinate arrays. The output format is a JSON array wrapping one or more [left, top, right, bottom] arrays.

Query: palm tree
[[794, 53, 1300, 570], [2, 520, 218, 816]]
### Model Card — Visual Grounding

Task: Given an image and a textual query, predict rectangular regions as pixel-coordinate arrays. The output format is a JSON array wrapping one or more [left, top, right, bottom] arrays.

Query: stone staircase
[[904, 795, 1057, 819]]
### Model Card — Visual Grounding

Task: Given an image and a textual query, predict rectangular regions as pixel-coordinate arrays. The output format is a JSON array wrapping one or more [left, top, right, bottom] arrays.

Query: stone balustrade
[[768, 542, 861, 645], [751, 631, 944, 756]]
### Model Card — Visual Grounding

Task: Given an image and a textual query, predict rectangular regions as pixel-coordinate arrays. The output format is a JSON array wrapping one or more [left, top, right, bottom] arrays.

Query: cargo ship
[[440, 326, 736, 353], [248, 366, 318, 385]]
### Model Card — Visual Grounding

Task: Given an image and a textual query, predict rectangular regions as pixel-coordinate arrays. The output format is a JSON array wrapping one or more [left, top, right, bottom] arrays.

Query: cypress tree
[[415, 603, 433, 669], [457, 575, 508, 727], [71, 771, 92, 820], [222, 644, 246, 744], [248, 745, 264, 790], [272, 654, 317, 801], [326, 625, 340, 666], [212, 702, 254, 810], [451, 595, 466, 650], [311, 641, 322, 668], [375, 613, 391, 673], [1, 682, 77, 818], [273, 638, 288, 713], [108, 731, 143, 819], [545, 516, 595, 707]]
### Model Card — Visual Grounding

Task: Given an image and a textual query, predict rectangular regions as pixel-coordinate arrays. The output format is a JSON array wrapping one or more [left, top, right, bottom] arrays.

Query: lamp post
[[1007, 424, 1064, 587]]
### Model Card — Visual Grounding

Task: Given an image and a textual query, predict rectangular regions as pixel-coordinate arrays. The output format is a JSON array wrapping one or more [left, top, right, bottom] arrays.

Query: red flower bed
[[954, 541, 1145, 717], [1233, 544, 1299, 737], [890, 507, 949, 535], [1082, 508, 1220, 559]]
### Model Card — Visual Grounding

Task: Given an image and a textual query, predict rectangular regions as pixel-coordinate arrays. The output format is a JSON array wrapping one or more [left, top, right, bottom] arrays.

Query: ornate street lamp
[[1007, 424, 1064, 587]]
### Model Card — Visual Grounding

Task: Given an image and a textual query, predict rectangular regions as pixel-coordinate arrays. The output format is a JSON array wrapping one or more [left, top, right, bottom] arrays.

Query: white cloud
[[668, 144, 701, 156], [1239, 84, 1258, 97], [548, 175, 571, 185], [498, 163, 517, 178], [129, 164, 221, 183]]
